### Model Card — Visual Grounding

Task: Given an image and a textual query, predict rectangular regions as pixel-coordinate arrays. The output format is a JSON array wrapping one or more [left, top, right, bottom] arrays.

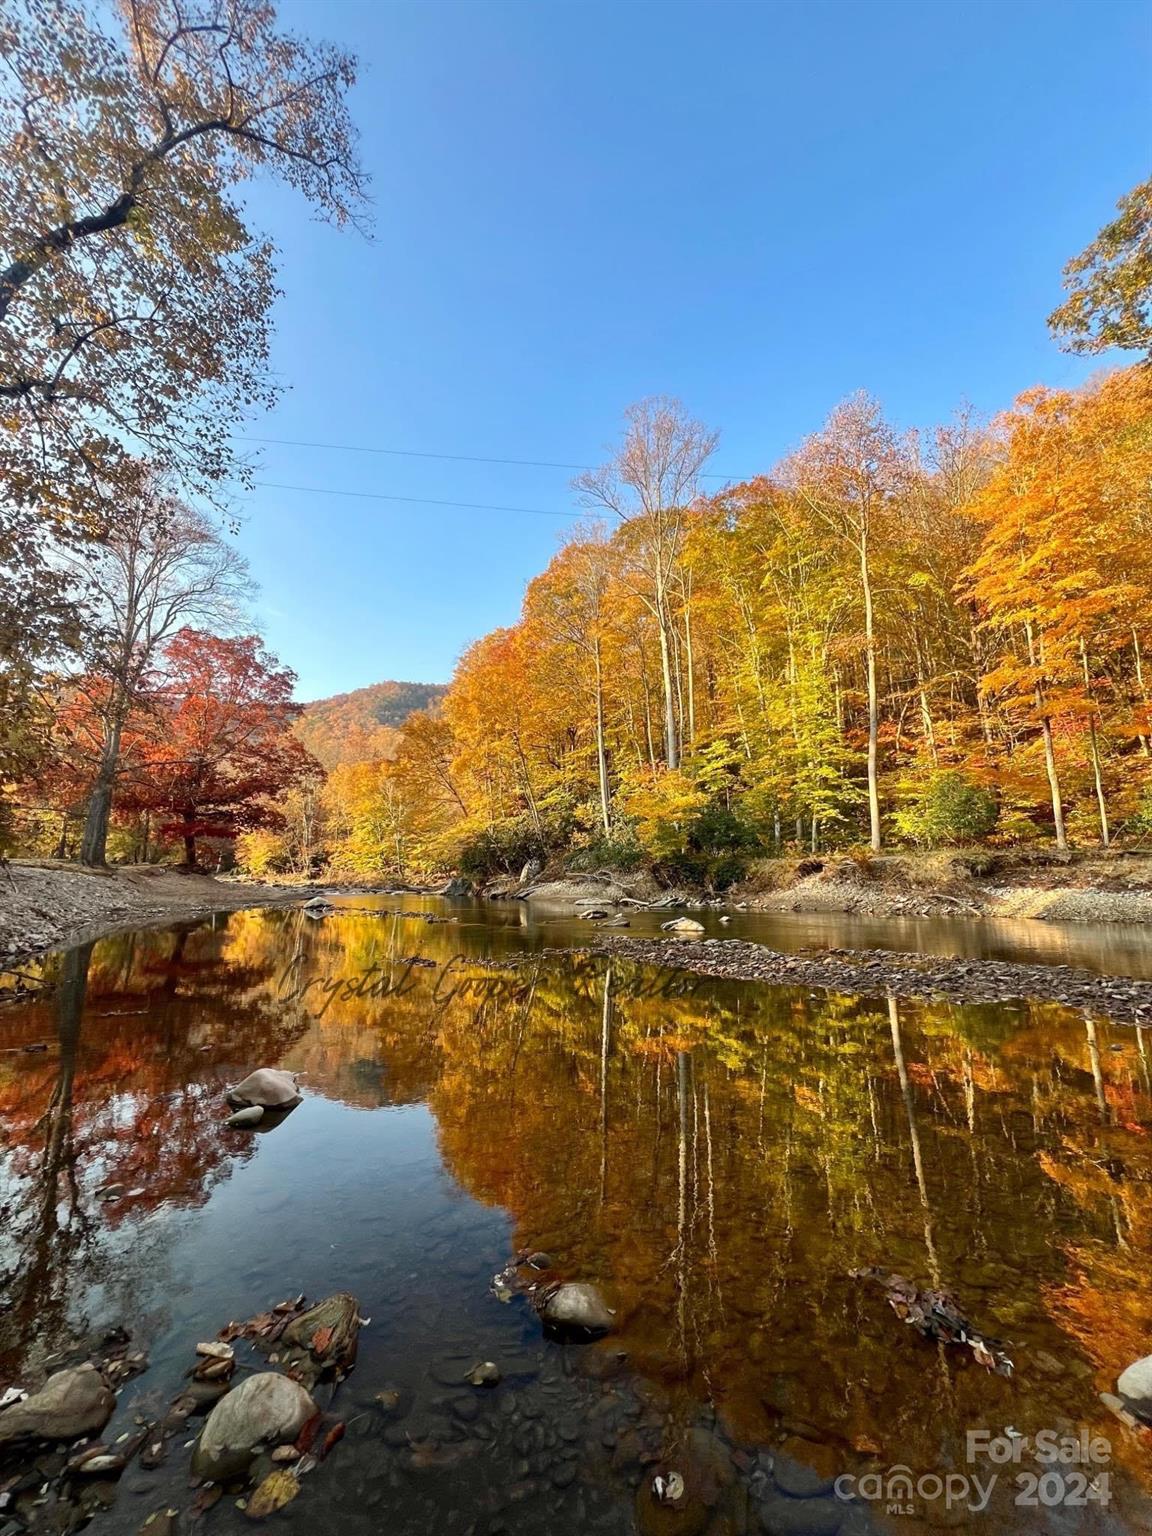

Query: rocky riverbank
[[732, 848, 1152, 924], [490, 934, 1152, 1025], [471, 849, 1152, 924], [0, 862, 301, 964]]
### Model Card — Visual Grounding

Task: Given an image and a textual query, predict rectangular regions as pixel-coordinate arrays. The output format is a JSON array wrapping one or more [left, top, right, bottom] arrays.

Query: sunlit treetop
[[0, 0, 368, 508], [1049, 175, 1152, 358]]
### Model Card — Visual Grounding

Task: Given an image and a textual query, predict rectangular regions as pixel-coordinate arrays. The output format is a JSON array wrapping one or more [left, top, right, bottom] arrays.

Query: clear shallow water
[[1, 903, 1152, 1535], [338, 892, 1152, 978]]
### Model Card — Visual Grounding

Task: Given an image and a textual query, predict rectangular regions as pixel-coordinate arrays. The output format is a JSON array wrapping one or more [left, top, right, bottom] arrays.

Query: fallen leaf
[[319, 1421, 345, 1459], [294, 1411, 322, 1454], [245, 1469, 300, 1520]]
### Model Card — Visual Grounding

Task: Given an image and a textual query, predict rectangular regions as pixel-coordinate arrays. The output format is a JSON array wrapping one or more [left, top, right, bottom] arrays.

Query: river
[[1, 898, 1150, 1534]]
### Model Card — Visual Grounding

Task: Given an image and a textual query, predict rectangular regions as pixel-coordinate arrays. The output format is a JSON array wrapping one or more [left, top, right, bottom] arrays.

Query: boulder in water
[[661, 918, 705, 936], [1118, 1355, 1152, 1419], [0, 1364, 115, 1445], [227, 1069, 302, 1110], [191, 1373, 316, 1482], [537, 1282, 615, 1336]]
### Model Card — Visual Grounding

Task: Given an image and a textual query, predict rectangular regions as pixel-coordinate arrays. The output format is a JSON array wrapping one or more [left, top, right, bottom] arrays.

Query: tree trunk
[[79, 718, 124, 867], [860, 535, 882, 851], [658, 607, 679, 771], [593, 640, 611, 836], [1027, 623, 1066, 850], [1038, 710, 1067, 850], [1133, 628, 1151, 756], [1081, 640, 1110, 847], [684, 598, 696, 748], [513, 736, 544, 841], [919, 688, 938, 766], [641, 672, 658, 772]]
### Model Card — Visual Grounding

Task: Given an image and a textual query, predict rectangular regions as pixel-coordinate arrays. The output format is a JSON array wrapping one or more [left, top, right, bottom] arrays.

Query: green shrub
[[644, 801, 763, 889], [1131, 781, 1152, 838], [894, 771, 999, 847], [456, 809, 576, 879], [567, 831, 646, 873]]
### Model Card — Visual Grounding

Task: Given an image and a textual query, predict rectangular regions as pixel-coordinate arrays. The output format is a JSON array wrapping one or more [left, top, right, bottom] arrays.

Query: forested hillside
[[295, 681, 448, 768], [1, 0, 1147, 904], [246, 358, 1152, 885]]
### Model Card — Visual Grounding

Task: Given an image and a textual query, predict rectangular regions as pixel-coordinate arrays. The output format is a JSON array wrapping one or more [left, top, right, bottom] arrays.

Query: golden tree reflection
[[2, 906, 1151, 1503]]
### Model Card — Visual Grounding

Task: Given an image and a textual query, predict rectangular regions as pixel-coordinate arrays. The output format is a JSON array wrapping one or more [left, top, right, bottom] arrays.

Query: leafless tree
[[783, 393, 908, 852], [58, 476, 252, 865], [527, 526, 616, 834], [575, 397, 717, 770]]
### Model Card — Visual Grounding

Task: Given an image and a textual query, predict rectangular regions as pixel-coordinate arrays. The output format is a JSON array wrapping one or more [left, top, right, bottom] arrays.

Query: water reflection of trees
[[3, 908, 1152, 1500], [0, 922, 309, 1376], [418, 954, 1152, 1490]]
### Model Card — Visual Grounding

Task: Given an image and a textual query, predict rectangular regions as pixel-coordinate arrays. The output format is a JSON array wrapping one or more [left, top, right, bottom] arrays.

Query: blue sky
[[234, 0, 1152, 700]]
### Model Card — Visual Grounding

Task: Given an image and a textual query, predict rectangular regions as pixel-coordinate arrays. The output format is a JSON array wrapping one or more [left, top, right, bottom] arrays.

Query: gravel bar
[[488, 936, 1152, 1025]]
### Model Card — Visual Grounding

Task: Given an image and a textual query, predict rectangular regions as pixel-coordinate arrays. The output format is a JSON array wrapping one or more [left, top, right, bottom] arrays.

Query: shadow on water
[[1, 903, 1151, 1534]]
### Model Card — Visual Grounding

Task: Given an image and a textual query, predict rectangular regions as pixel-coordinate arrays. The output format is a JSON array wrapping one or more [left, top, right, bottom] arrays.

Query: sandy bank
[[0, 861, 300, 963]]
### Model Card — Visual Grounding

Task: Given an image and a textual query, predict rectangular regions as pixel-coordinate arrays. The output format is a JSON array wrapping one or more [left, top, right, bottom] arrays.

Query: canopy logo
[[833, 1431, 1112, 1517]]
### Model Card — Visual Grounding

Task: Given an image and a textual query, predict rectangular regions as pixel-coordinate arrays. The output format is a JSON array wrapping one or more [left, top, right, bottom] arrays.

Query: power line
[[236, 432, 740, 481], [251, 479, 592, 518], [238, 434, 589, 473]]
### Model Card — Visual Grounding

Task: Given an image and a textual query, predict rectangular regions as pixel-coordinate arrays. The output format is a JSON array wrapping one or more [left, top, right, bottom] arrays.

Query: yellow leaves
[[244, 1469, 300, 1520], [618, 768, 707, 860]]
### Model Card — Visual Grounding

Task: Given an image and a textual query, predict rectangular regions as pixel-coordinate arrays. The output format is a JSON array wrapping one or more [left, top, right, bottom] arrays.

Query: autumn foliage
[[264, 366, 1152, 884], [31, 629, 319, 867]]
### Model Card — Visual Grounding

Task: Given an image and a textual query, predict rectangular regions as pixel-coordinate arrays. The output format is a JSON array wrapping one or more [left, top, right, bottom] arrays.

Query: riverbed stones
[[226, 1069, 302, 1110], [561, 934, 1152, 1026], [191, 1373, 316, 1482], [537, 1282, 615, 1335], [0, 1364, 115, 1445], [1117, 1354, 1152, 1419]]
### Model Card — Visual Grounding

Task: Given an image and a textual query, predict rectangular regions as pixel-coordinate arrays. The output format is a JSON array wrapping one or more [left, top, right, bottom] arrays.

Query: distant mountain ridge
[[296, 680, 447, 768]]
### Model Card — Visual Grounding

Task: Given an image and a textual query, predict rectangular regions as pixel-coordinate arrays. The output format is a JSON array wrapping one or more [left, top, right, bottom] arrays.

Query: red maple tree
[[119, 628, 321, 867]]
